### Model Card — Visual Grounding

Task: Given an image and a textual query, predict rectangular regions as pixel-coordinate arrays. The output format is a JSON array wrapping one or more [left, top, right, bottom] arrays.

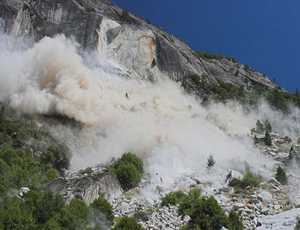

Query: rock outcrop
[[48, 164, 122, 204], [0, 0, 277, 96]]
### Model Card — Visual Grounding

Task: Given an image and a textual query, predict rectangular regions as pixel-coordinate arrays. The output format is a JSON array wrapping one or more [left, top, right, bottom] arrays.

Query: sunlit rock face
[[0, 0, 277, 93], [98, 18, 159, 80]]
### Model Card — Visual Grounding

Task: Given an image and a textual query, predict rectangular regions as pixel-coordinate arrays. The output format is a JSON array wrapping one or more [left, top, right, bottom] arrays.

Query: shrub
[[25, 191, 65, 224], [266, 89, 290, 113], [0, 145, 54, 194], [161, 191, 187, 207], [227, 211, 244, 230], [275, 166, 288, 185], [207, 155, 216, 168], [180, 195, 228, 230], [113, 216, 144, 230], [111, 153, 143, 191], [264, 120, 272, 133], [242, 171, 261, 187], [164, 188, 245, 230], [264, 131, 272, 146], [256, 120, 265, 134], [229, 171, 261, 190], [177, 189, 228, 230], [91, 195, 114, 222], [53, 198, 89, 229]]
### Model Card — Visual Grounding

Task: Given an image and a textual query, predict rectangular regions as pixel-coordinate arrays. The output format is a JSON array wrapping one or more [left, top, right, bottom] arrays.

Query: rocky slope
[[1, 1, 300, 230], [0, 0, 276, 97]]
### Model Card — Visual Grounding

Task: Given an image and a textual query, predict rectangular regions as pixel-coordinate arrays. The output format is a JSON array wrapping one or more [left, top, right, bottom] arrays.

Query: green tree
[[207, 155, 216, 168], [256, 120, 264, 134], [112, 153, 144, 191], [264, 131, 272, 146], [264, 120, 272, 133], [113, 216, 144, 230], [161, 191, 187, 207], [275, 166, 288, 185], [178, 189, 228, 230], [227, 211, 244, 230], [91, 195, 114, 222]]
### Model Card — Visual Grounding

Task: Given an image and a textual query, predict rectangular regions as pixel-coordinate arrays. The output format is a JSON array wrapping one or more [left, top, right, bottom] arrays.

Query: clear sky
[[113, 0, 300, 91]]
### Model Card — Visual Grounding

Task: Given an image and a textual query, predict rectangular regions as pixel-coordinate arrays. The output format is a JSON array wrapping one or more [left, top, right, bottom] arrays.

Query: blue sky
[[113, 0, 300, 91]]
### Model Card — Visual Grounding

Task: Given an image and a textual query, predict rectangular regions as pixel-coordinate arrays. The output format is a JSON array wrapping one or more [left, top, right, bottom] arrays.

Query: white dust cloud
[[0, 31, 298, 195]]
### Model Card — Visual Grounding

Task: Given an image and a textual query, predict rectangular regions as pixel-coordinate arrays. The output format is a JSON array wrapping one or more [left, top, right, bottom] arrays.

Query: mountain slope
[[0, 0, 277, 96]]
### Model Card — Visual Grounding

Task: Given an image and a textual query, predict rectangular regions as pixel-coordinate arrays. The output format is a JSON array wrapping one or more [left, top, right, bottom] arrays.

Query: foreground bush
[[162, 189, 244, 230], [0, 144, 59, 195], [91, 195, 114, 222], [111, 152, 144, 191], [113, 216, 144, 230], [161, 191, 187, 207], [227, 211, 244, 230], [0, 191, 114, 230]]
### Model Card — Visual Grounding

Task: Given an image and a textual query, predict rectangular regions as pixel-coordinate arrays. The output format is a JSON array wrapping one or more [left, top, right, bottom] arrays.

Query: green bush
[[242, 171, 261, 187], [194, 51, 237, 63], [275, 166, 288, 185], [227, 211, 244, 230], [266, 89, 290, 113], [0, 145, 54, 195], [229, 171, 261, 190], [177, 189, 230, 230], [179, 194, 228, 229], [162, 189, 245, 230], [0, 191, 94, 230], [161, 191, 187, 207], [113, 216, 144, 230], [91, 195, 114, 222], [111, 153, 143, 191]]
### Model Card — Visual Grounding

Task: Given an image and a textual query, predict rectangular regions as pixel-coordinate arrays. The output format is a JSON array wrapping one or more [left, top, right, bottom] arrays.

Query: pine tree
[[256, 120, 264, 134], [264, 131, 272, 146], [207, 155, 216, 168], [264, 120, 272, 133]]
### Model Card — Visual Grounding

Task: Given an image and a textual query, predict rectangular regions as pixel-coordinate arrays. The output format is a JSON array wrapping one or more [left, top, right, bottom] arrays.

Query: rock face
[[0, 0, 277, 94], [48, 165, 122, 204]]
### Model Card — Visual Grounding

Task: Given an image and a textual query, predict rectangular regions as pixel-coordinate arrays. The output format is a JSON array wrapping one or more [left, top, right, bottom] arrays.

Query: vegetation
[[113, 216, 144, 230], [134, 207, 156, 222], [111, 152, 144, 191], [0, 144, 59, 196], [207, 155, 216, 168], [264, 131, 272, 146], [0, 105, 115, 230], [182, 72, 300, 114], [91, 194, 114, 222], [227, 211, 244, 230], [0, 191, 98, 230], [275, 166, 288, 185], [162, 189, 244, 230], [264, 120, 272, 133], [161, 191, 187, 207], [256, 120, 265, 134], [0, 109, 70, 172], [194, 51, 237, 63], [229, 171, 261, 191]]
